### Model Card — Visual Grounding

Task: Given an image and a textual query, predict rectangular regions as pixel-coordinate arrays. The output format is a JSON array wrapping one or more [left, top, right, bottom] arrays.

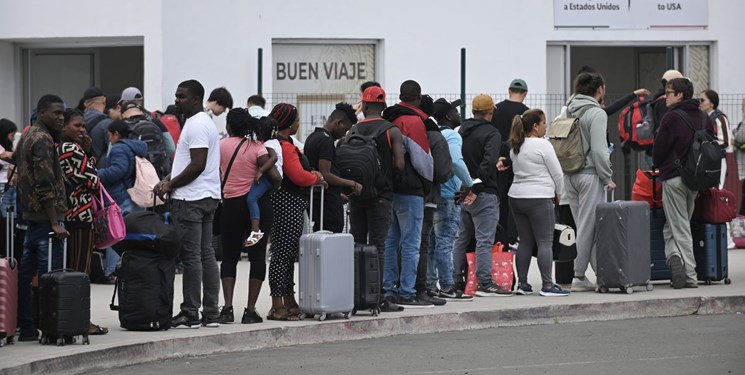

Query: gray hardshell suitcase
[[298, 186, 354, 321], [595, 192, 653, 294]]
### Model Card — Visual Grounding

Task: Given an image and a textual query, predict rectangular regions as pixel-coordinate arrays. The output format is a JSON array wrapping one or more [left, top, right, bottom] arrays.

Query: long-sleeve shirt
[[280, 138, 319, 197], [508, 138, 564, 199], [58, 142, 100, 222], [440, 127, 473, 199]]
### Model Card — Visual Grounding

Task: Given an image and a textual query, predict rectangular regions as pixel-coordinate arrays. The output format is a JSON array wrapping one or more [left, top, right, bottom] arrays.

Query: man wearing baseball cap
[[81, 87, 113, 164], [348, 85, 406, 312], [452, 94, 511, 297]]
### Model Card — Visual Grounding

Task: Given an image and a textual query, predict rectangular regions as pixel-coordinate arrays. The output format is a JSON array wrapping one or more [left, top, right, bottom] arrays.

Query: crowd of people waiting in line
[[0, 66, 741, 339]]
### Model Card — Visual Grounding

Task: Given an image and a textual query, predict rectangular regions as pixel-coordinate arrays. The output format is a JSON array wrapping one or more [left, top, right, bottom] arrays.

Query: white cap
[[121, 87, 143, 101], [662, 70, 683, 82]]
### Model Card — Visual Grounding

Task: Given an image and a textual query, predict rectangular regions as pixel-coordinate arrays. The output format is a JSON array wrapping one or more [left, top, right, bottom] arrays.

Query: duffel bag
[[113, 209, 183, 258], [692, 188, 737, 224]]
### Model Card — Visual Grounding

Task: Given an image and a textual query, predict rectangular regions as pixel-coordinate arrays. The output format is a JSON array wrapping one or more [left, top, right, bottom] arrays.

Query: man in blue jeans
[[381, 80, 434, 309], [452, 94, 512, 297], [426, 98, 474, 301], [155, 80, 221, 328], [14, 94, 70, 341]]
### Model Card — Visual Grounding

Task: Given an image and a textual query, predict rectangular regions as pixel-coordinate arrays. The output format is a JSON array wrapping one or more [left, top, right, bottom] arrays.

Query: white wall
[[1, 0, 744, 122]]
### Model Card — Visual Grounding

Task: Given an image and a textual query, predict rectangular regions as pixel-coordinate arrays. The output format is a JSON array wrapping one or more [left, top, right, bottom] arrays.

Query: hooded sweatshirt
[[653, 99, 716, 181], [382, 103, 433, 196], [98, 138, 149, 205], [567, 94, 613, 186], [459, 118, 501, 195]]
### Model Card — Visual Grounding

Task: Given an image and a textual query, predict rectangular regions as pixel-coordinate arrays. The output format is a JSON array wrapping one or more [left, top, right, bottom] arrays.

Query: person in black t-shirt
[[491, 79, 529, 250], [304, 102, 361, 233]]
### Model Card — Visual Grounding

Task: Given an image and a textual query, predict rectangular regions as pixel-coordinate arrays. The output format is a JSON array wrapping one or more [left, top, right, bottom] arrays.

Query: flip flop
[[88, 324, 109, 335]]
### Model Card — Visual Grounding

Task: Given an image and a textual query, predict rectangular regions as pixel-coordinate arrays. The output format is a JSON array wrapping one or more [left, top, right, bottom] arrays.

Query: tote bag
[[93, 186, 126, 248]]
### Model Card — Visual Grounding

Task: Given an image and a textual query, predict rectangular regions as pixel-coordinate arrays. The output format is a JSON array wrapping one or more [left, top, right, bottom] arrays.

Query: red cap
[[362, 86, 386, 103]]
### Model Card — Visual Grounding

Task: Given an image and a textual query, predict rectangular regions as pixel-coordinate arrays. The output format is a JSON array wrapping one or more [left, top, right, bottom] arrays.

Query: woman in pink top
[[217, 108, 271, 324]]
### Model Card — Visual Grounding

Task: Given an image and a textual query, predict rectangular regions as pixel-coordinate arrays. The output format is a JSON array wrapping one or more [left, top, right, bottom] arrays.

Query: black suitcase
[[353, 244, 380, 316], [595, 196, 653, 294], [38, 235, 91, 346], [110, 249, 175, 330]]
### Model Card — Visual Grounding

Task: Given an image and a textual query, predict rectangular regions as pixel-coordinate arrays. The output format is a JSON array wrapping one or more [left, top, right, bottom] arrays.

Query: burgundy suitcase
[[0, 206, 18, 346]]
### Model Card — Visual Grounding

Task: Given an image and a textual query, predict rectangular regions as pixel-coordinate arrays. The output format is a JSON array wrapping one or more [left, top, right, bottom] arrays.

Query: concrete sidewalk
[[1, 250, 744, 375]]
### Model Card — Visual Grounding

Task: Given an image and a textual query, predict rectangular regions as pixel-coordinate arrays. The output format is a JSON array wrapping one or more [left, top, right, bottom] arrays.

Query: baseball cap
[[432, 98, 462, 119], [661, 70, 683, 82], [82, 87, 105, 101], [472, 94, 495, 111], [362, 86, 386, 103], [119, 100, 141, 114], [121, 87, 143, 101], [509, 79, 528, 91]]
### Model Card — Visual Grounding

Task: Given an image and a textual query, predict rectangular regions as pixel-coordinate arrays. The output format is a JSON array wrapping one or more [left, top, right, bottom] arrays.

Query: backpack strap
[[85, 114, 107, 133]]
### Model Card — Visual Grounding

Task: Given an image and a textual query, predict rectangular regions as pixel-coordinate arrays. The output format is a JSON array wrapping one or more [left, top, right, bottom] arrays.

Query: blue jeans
[[246, 176, 273, 221], [427, 198, 460, 291], [383, 194, 423, 300], [18, 220, 64, 333], [0, 184, 16, 218]]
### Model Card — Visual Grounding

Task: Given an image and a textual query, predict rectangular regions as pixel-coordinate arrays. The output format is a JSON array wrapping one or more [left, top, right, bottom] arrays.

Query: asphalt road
[[97, 314, 745, 375]]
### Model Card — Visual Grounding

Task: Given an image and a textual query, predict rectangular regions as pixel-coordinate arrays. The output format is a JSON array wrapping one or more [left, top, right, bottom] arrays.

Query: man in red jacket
[[653, 77, 716, 289]]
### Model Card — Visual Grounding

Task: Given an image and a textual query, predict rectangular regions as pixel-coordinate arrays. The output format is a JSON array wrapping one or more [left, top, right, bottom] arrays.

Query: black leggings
[[219, 194, 273, 280]]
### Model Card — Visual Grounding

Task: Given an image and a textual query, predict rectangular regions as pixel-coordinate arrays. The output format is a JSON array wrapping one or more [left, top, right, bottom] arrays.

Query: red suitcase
[[692, 188, 737, 224], [0, 206, 18, 346]]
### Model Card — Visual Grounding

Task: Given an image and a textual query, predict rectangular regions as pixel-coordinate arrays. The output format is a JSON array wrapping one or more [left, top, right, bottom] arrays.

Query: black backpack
[[128, 119, 171, 179], [336, 122, 393, 201], [429, 126, 453, 184], [673, 110, 723, 191]]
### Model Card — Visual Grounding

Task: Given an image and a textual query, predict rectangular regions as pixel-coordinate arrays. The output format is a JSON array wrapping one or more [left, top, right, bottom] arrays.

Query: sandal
[[285, 304, 304, 320], [88, 324, 109, 335], [266, 307, 299, 321], [244, 231, 264, 248]]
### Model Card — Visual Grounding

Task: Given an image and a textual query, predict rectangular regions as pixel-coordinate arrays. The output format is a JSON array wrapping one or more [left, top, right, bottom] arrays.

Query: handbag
[[213, 138, 247, 235], [692, 188, 737, 224], [92, 185, 126, 249]]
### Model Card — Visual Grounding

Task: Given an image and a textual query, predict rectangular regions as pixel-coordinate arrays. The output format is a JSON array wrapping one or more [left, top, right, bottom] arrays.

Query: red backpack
[[618, 96, 665, 151]]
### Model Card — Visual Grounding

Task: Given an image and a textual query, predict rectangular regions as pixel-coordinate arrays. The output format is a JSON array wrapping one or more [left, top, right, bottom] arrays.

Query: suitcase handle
[[5, 205, 13, 260], [308, 184, 326, 231], [605, 187, 615, 203], [47, 231, 68, 273]]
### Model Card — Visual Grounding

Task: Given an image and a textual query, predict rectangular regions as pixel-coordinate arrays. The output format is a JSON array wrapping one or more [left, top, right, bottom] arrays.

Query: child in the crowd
[[244, 117, 283, 247]]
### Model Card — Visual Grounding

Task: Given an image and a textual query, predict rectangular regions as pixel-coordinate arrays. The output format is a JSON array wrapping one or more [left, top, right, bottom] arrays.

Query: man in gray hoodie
[[564, 72, 616, 292]]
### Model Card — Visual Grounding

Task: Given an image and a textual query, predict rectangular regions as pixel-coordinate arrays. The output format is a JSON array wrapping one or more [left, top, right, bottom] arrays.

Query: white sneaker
[[571, 277, 595, 292]]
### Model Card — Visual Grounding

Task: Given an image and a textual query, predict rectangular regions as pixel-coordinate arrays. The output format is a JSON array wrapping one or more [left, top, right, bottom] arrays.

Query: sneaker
[[438, 287, 474, 301], [218, 306, 234, 324], [200, 312, 220, 328], [669, 256, 687, 289], [241, 308, 263, 324], [172, 311, 200, 329], [515, 283, 533, 295], [380, 296, 404, 312], [475, 282, 512, 297], [540, 284, 570, 297], [418, 291, 447, 306], [684, 282, 699, 289], [397, 297, 435, 309], [571, 277, 595, 292]]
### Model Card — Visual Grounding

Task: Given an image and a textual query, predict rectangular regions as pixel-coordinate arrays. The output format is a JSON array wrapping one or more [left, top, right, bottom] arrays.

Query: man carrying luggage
[[14, 94, 70, 341], [155, 79, 221, 328], [653, 77, 716, 289]]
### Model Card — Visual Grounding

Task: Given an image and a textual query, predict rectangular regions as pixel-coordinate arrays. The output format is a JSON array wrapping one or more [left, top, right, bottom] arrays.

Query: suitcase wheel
[[705, 280, 712, 286], [623, 286, 634, 294], [645, 283, 654, 292], [725, 278, 732, 285], [352, 308, 357, 316], [39, 336, 49, 345], [343, 312, 350, 320], [371, 308, 380, 317], [597, 286, 609, 294], [56, 337, 65, 346], [82, 335, 90, 345], [317, 313, 326, 321]]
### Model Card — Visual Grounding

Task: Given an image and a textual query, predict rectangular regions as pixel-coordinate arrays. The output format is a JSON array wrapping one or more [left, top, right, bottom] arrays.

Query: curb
[[2, 295, 744, 375]]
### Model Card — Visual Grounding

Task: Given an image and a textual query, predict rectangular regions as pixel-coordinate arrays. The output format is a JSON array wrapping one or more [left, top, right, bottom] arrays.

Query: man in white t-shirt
[[155, 79, 222, 329]]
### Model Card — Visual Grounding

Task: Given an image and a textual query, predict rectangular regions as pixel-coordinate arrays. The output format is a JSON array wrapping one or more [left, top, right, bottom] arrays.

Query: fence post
[[666, 46, 674, 70], [460, 48, 466, 120], [258, 48, 263, 96]]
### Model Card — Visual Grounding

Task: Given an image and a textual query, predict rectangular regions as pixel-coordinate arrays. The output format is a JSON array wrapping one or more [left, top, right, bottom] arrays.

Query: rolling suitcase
[[299, 186, 354, 321], [691, 221, 731, 285], [110, 249, 175, 330], [595, 192, 653, 294], [650, 208, 671, 281], [353, 244, 380, 316], [0, 206, 17, 346], [38, 234, 91, 346]]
